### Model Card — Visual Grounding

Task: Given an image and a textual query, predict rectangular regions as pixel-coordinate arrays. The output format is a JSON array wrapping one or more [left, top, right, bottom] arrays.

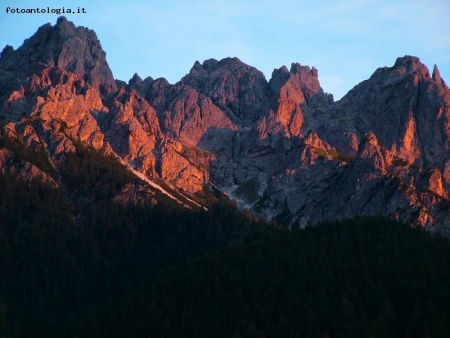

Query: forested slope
[[1, 162, 450, 337]]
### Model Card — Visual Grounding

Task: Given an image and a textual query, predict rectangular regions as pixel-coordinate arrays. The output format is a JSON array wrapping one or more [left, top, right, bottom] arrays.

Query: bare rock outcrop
[[322, 56, 450, 169], [0, 16, 116, 101], [181, 57, 272, 125], [1, 18, 450, 235]]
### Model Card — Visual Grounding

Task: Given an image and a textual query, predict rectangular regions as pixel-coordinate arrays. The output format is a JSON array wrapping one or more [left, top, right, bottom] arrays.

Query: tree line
[[1, 140, 450, 337]]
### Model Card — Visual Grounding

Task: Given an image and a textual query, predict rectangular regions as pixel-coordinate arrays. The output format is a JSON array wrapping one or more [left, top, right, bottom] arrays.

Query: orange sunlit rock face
[[1, 17, 450, 234]]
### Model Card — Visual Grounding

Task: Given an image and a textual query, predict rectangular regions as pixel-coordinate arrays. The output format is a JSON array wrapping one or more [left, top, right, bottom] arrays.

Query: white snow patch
[[122, 162, 205, 210]]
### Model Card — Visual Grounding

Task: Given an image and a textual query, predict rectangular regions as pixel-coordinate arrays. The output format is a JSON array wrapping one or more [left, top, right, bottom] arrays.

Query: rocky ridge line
[[1, 17, 449, 235]]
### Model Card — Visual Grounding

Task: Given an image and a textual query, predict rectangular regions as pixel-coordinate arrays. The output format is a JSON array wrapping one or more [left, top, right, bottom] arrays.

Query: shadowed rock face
[[1, 17, 450, 235], [181, 57, 273, 125], [0, 17, 116, 102], [322, 56, 450, 166]]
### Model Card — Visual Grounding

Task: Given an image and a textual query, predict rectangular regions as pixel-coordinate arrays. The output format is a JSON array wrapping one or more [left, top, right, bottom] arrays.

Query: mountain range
[[1, 16, 449, 236]]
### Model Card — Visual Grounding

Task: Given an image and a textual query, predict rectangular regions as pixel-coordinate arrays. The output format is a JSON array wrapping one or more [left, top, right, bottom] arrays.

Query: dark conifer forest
[[1, 142, 450, 337]]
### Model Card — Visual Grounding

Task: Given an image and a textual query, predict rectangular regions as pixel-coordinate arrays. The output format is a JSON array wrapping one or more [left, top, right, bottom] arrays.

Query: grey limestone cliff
[[1, 17, 449, 235]]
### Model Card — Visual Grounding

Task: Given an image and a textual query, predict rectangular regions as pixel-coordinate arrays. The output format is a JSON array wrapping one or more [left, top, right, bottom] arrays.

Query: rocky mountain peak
[[129, 73, 143, 87], [0, 16, 117, 95], [290, 62, 318, 78], [182, 57, 271, 124], [432, 64, 445, 86], [392, 55, 430, 78], [0, 45, 14, 58], [1, 17, 450, 236], [269, 62, 332, 114], [212, 57, 248, 71], [290, 63, 321, 100], [202, 58, 220, 72], [269, 66, 290, 92], [190, 60, 207, 73], [394, 55, 422, 71], [187, 57, 250, 77], [55, 15, 77, 35]]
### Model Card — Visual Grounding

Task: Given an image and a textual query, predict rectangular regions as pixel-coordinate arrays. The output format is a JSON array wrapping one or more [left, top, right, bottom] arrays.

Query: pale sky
[[1, 0, 449, 100]]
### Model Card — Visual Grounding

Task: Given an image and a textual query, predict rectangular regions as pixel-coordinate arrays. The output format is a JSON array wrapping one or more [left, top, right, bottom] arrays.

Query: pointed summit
[[55, 16, 76, 35], [2, 16, 450, 237], [432, 64, 444, 86], [0, 45, 13, 58], [129, 73, 143, 86], [0, 16, 117, 94]]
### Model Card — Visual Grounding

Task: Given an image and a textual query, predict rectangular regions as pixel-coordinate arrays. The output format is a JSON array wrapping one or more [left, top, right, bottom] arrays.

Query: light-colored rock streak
[[126, 164, 203, 209]]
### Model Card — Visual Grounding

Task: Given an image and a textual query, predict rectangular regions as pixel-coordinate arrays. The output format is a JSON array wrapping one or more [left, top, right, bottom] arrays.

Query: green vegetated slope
[[0, 143, 450, 338]]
